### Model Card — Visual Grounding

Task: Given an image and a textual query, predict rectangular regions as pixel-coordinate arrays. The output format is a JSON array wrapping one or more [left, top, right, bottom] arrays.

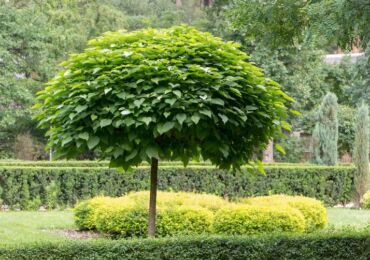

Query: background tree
[[35, 26, 291, 236], [311, 93, 338, 165], [353, 103, 369, 207]]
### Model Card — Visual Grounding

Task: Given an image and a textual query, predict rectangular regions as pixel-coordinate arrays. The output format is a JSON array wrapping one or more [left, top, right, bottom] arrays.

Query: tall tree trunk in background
[[203, 0, 211, 7], [148, 157, 158, 237], [176, 0, 182, 8]]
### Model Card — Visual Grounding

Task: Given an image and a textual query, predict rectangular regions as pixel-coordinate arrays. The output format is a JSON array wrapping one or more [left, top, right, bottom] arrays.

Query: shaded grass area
[[1, 208, 370, 246]]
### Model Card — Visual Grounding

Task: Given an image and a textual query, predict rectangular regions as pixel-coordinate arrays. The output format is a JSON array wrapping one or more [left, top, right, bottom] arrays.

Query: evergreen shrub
[[75, 191, 325, 237]]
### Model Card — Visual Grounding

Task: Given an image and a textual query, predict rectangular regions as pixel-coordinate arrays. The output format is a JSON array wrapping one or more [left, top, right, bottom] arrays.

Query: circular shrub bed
[[74, 191, 326, 237]]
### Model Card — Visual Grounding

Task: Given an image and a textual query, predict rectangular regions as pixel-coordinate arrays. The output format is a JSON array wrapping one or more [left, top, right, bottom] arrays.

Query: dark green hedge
[[1, 234, 370, 259], [0, 166, 354, 208], [0, 160, 330, 167]]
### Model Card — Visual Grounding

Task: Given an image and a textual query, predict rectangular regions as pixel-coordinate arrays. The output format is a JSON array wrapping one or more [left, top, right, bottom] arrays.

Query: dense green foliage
[[337, 105, 356, 156], [241, 195, 327, 232], [273, 136, 305, 163], [0, 165, 354, 208], [2, 0, 369, 162], [0, 0, 207, 159], [75, 192, 324, 237], [353, 103, 370, 206], [0, 0, 128, 159], [208, 0, 369, 161], [75, 192, 219, 237], [226, 0, 370, 50], [311, 93, 338, 165], [362, 191, 370, 210], [213, 204, 306, 235], [35, 25, 291, 170], [2, 233, 370, 259]]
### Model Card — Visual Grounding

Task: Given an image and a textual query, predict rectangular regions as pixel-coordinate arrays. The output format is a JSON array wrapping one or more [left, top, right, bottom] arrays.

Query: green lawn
[[0, 211, 76, 246], [1, 208, 370, 246], [327, 208, 370, 227]]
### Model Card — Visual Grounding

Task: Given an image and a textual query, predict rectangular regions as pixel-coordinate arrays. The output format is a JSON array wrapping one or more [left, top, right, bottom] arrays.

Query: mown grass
[[0, 211, 76, 246], [327, 208, 370, 227], [0, 208, 369, 246]]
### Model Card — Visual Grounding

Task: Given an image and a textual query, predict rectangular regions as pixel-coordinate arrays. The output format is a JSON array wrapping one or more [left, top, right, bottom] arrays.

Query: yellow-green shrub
[[87, 192, 216, 237], [241, 195, 327, 232], [74, 191, 319, 237], [94, 203, 213, 237], [94, 202, 148, 237], [74, 196, 117, 230], [125, 191, 228, 212], [362, 191, 370, 209], [157, 206, 213, 236], [213, 205, 306, 235]]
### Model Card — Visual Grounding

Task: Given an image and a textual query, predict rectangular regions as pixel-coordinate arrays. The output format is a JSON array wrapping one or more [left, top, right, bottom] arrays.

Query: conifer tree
[[353, 102, 369, 207], [311, 93, 338, 165]]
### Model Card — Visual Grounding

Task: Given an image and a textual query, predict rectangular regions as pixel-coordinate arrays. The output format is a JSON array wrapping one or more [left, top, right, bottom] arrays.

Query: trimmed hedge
[[0, 166, 354, 208], [241, 195, 327, 232], [1, 234, 370, 259], [213, 204, 306, 235], [75, 192, 318, 237], [0, 160, 354, 167]]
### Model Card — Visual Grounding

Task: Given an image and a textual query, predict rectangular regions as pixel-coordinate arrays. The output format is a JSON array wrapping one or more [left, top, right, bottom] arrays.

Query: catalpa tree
[[35, 25, 292, 236]]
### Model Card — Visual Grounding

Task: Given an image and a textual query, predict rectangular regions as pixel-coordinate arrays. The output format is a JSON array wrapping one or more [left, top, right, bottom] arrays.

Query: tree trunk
[[176, 0, 182, 8], [148, 157, 158, 237], [203, 0, 212, 7]]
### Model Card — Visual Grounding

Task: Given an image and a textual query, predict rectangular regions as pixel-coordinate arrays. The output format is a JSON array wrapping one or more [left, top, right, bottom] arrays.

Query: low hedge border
[[0, 160, 354, 167], [1, 233, 370, 259], [0, 166, 354, 208]]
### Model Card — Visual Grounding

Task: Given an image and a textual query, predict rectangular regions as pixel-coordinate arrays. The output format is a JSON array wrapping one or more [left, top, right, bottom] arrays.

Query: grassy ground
[[327, 208, 370, 227], [0, 211, 76, 246], [0, 208, 370, 246]]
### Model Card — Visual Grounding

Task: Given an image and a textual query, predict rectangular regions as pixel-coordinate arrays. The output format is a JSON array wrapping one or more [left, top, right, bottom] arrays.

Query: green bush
[[213, 204, 305, 235], [157, 206, 213, 236], [77, 192, 322, 237], [1, 233, 370, 259], [362, 191, 370, 209], [0, 165, 354, 209], [241, 195, 327, 232], [80, 192, 216, 237]]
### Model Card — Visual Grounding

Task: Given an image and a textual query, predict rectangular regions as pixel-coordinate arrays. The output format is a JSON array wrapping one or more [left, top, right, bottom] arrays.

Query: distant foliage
[[274, 136, 305, 163], [353, 103, 369, 206], [311, 93, 338, 165], [337, 105, 356, 156]]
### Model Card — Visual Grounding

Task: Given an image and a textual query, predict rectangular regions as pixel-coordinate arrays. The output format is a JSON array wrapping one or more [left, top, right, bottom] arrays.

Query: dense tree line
[[0, 0, 368, 159]]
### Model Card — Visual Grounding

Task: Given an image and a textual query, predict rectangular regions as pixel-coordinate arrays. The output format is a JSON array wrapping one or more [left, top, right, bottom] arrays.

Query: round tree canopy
[[35, 25, 292, 170]]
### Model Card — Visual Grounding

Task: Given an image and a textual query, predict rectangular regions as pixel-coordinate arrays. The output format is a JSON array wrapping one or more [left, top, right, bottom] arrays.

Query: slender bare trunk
[[148, 157, 158, 237]]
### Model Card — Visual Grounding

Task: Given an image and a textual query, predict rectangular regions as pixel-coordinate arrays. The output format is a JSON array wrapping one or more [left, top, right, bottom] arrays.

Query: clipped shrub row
[[241, 195, 327, 232], [1, 233, 370, 259], [0, 165, 354, 209], [0, 160, 353, 168], [75, 191, 326, 237], [0, 160, 214, 168]]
